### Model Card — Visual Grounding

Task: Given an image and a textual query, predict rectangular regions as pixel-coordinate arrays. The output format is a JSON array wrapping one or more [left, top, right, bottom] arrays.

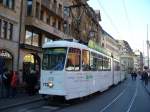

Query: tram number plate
[[43, 83, 49, 87]]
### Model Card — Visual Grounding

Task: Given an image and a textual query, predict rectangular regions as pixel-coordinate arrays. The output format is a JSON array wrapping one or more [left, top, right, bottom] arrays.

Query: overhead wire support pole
[[147, 24, 149, 68]]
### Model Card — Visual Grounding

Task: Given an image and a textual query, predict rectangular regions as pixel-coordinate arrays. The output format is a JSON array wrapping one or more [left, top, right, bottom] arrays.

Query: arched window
[[0, 49, 13, 71]]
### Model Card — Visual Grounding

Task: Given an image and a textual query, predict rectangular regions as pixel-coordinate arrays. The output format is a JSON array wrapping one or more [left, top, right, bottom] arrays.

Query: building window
[[0, 20, 13, 40], [69, 24, 71, 35], [58, 4, 62, 14], [58, 21, 61, 30], [102, 43, 104, 47], [9, 0, 14, 9], [64, 7, 70, 17], [35, 2, 40, 18], [25, 30, 40, 47], [44, 37, 52, 44], [32, 32, 39, 47], [63, 21, 67, 34], [3, 21, 7, 39], [3, 0, 7, 6], [2, 0, 14, 9], [54, 0, 57, 5], [46, 15, 50, 25], [27, 0, 32, 16], [40, 9, 44, 21], [0, 19, 1, 38], [52, 18, 56, 27], [7, 23, 13, 40], [25, 30, 32, 45]]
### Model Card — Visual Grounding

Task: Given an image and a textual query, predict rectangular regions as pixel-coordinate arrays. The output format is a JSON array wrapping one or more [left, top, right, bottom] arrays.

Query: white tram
[[39, 40, 125, 100]]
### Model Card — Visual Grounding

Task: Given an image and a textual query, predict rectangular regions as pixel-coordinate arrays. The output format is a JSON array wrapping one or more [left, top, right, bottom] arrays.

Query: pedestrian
[[26, 69, 37, 96], [10, 71, 18, 97], [142, 68, 149, 86], [2, 68, 12, 98], [0, 57, 5, 98], [133, 71, 137, 80], [35, 70, 39, 93], [131, 71, 134, 80]]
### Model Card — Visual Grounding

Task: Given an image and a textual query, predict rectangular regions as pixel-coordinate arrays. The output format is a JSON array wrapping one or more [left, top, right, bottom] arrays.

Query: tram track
[[97, 78, 138, 112], [1, 99, 46, 112], [48, 79, 129, 112], [2, 79, 128, 112]]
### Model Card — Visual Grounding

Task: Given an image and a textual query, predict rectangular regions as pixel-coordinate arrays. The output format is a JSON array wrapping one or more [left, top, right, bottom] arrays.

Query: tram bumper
[[39, 89, 66, 96]]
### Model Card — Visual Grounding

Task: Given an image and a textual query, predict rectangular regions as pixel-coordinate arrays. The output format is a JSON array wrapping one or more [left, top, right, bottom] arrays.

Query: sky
[[88, 0, 150, 56]]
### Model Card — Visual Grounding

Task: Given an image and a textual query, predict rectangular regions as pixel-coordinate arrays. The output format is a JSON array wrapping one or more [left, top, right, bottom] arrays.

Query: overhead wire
[[96, 0, 122, 38], [122, 0, 133, 39]]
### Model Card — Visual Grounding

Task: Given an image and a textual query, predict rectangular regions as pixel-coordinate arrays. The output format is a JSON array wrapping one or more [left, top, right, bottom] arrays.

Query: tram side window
[[121, 64, 125, 71], [90, 52, 97, 71], [114, 61, 120, 71], [66, 48, 81, 71], [97, 54, 103, 71], [103, 57, 111, 71], [82, 50, 90, 71]]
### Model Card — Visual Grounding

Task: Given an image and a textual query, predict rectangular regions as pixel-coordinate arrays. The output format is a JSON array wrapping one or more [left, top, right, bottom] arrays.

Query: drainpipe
[[17, 0, 23, 72]]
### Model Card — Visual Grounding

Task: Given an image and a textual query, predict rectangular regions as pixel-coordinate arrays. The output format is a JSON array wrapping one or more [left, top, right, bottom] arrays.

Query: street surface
[[2, 76, 150, 112]]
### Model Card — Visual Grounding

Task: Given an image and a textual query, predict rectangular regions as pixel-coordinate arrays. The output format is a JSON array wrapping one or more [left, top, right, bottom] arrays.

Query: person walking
[[10, 71, 18, 97], [2, 68, 12, 98], [142, 68, 149, 86], [133, 71, 137, 80], [26, 70, 37, 96], [131, 71, 134, 80], [0, 67, 4, 98]]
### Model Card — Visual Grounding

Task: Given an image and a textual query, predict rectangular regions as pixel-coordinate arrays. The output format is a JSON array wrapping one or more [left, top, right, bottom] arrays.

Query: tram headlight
[[48, 81, 53, 88]]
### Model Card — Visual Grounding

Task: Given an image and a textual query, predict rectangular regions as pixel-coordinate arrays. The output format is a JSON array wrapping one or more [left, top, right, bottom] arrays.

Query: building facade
[[0, 0, 21, 72], [0, 0, 103, 87], [133, 50, 143, 72], [101, 29, 120, 59], [63, 0, 101, 45], [18, 0, 69, 83], [118, 40, 134, 73]]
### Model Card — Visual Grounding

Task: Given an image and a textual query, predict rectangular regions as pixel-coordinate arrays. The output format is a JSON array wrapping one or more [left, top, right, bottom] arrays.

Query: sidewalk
[[0, 92, 42, 110]]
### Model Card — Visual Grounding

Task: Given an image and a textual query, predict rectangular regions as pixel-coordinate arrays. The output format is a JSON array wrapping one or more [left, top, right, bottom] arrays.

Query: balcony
[[25, 17, 65, 38], [41, 2, 63, 19], [19, 44, 42, 52]]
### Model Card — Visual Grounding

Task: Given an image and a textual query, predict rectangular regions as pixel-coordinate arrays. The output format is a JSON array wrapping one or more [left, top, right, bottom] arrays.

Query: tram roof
[[43, 40, 89, 49], [42, 40, 114, 59]]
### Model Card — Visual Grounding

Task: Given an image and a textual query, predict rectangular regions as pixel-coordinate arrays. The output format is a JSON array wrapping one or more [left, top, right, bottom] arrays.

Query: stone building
[[63, 0, 102, 45], [101, 29, 120, 59], [0, 0, 21, 72], [18, 0, 69, 83], [118, 40, 134, 73], [0, 0, 103, 87], [133, 50, 143, 72]]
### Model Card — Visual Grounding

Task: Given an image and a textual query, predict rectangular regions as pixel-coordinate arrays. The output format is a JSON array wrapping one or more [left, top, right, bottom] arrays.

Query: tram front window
[[42, 48, 67, 71]]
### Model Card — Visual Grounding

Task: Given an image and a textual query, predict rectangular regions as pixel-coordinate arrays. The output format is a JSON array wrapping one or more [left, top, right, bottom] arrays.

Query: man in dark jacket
[[2, 68, 12, 98], [142, 69, 149, 86]]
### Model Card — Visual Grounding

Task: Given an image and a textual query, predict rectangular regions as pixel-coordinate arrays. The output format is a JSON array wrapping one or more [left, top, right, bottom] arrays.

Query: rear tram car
[[39, 40, 125, 100]]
